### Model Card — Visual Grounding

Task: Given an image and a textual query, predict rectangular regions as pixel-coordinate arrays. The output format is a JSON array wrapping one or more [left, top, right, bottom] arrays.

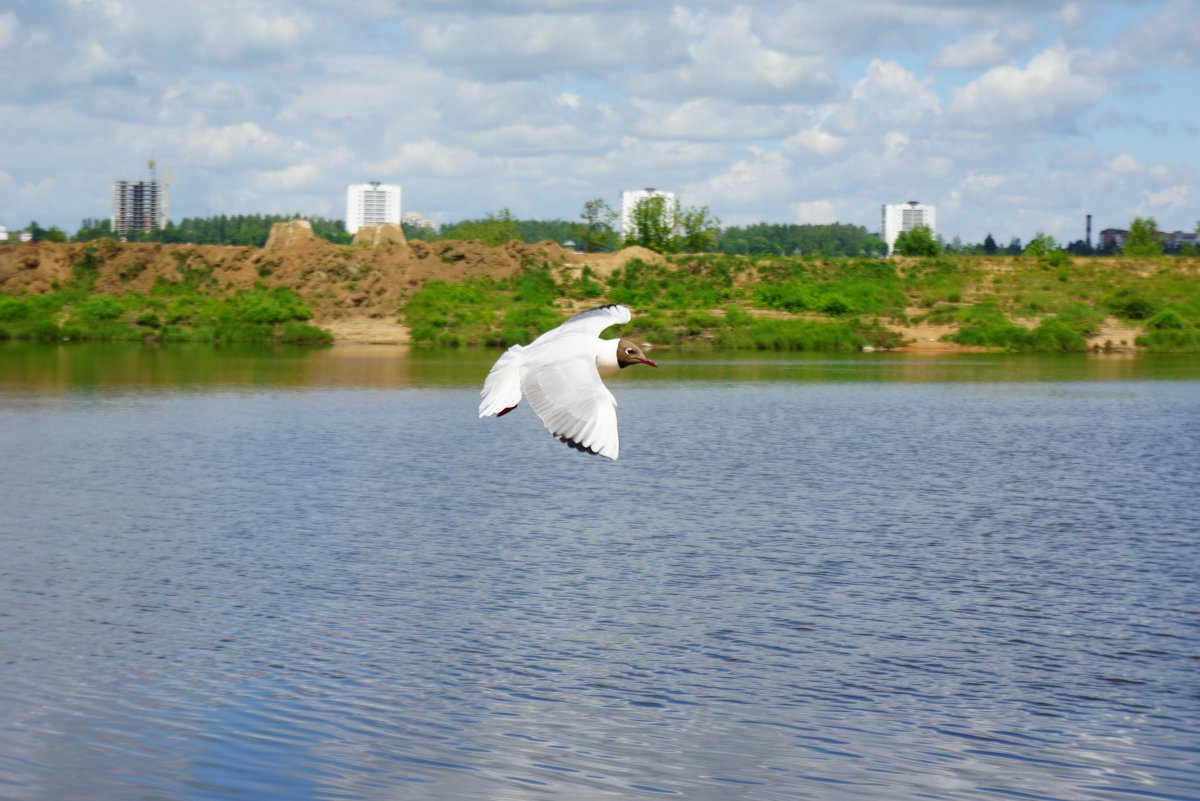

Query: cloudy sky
[[1, 0, 1197, 244]]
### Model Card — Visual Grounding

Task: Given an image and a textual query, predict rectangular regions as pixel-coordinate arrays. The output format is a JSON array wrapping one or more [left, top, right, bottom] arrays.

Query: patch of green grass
[[1136, 327, 1200, 351], [607, 257, 741, 310], [715, 316, 866, 351], [0, 280, 327, 345], [280, 322, 334, 345], [753, 259, 908, 318], [946, 302, 1088, 352], [403, 277, 507, 346]]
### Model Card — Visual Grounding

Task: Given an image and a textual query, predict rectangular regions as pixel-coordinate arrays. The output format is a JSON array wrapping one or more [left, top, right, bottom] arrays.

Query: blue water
[[1, 347, 1197, 800]]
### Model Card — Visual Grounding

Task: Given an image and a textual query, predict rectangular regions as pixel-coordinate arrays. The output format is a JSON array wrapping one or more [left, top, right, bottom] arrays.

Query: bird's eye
[[625, 348, 635, 355]]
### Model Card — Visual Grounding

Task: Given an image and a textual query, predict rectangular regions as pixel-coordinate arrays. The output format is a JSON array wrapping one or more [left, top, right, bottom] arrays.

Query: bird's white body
[[479, 305, 651, 460]]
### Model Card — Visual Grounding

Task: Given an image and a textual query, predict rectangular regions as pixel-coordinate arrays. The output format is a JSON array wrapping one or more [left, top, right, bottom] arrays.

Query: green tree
[[442, 208, 520, 246], [1123, 216, 1163, 256], [676, 205, 721, 253], [401, 221, 438, 242], [576, 197, 618, 253], [74, 218, 114, 242], [893, 225, 939, 257], [623, 195, 677, 253], [24, 221, 48, 242], [718, 222, 884, 257], [1024, 232, 1058, 257], [983, 233, 997, 254]]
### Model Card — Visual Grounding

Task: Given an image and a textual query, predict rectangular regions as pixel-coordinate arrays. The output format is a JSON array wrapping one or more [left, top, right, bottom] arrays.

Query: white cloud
[[255, 163, 323, 192], [631, 7, 837, 103], [785, 125, 843, 158], [1087, 0, 1200, 73], [369, 140, 487, 178], [0, 10, 19, 47], [946, 44, 1105, 132], [631, 99, 800, 142], [178, 123, 292, 168], [809, 59, 939, 152], [796, 199, 837, 224], [194, 6, 315, 62], [930, 25, 1036, 70], [414, 10, 678, 77], [1144, 184, 1192, 213], [1, 0, 1197, 245], [690, 148, 795, 210], [1053, 2, 1084, 28]]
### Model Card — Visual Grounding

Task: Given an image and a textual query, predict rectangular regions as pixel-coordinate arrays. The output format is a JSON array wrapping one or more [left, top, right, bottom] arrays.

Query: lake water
[[1, 343, 1198, 801]]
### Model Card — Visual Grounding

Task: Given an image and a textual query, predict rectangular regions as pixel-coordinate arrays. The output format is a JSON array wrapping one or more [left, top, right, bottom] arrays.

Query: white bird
[[479, 304, 657, 460]]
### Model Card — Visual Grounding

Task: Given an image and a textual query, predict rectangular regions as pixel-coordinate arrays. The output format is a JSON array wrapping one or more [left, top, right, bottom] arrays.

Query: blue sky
[[1, 0, 1197, 245]]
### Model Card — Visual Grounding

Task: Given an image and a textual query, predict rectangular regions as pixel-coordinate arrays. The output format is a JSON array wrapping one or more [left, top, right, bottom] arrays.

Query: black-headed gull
[[479, 304, 657, 460]]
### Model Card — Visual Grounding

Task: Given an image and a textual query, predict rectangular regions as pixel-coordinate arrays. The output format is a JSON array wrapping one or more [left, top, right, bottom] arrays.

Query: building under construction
[[111, 159, 162, 239]]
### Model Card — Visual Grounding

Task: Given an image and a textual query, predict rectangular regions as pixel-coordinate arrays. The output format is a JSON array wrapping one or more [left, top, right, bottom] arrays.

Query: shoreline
[[316, 314, 1142, 354]]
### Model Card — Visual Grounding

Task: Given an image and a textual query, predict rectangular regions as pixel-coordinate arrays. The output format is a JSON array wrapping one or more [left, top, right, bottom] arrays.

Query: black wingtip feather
[[557, 434, 600, 455]]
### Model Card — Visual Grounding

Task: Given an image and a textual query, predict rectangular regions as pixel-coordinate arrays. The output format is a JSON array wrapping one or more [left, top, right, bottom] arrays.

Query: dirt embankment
[[0, 223, 664, 343], [0, 230, 1158, 350]]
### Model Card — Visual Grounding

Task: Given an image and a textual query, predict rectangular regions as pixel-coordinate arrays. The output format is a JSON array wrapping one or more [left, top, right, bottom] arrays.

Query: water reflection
[[2, 342, 1199, 395]]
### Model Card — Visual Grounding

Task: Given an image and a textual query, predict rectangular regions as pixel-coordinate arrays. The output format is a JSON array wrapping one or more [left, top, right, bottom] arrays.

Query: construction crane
[[147, 155, 158, 232], [162, 165, 172, 229]]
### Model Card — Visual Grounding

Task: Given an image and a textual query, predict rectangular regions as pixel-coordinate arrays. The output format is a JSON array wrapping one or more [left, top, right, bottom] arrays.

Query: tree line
[[8, 206, 1197, 259], [69, 215, 353, 246]]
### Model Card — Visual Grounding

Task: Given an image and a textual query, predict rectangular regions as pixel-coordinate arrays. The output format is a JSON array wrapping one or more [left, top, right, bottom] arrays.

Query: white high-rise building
[[621, 188, 675, 236], [881, 201, 936, 255], [346, 182, 401, 234]]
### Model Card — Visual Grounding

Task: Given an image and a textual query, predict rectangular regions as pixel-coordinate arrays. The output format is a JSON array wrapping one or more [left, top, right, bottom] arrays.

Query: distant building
[[401, 211, 435, 231], [112, 179, 162, 240], [881, 200, 936, 255], [621, 188, 675, 236], [1101, 227, 1199, 252], [1099, 228, 1127, 250], [0, 225, 7, 243], [346, 182, 401, 235], [1164, 230, 1199, 251]]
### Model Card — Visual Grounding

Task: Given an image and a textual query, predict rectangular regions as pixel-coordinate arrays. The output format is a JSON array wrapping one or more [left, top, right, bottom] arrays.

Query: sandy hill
[[0, 223, 661, 343]]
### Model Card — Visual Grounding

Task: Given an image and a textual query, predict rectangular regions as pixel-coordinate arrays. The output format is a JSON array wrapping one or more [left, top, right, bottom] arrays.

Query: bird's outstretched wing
[[520, 347, 620, 460], [530, 304, 631, 346], [478, 344, 525, 418]]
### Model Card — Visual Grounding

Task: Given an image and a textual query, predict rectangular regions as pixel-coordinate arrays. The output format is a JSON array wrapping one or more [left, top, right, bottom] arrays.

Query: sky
[[1, 0, 1198, 245]]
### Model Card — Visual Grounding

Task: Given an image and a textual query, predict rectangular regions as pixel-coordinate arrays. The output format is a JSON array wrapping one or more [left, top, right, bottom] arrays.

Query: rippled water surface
[[2, 345, 1198, 800]]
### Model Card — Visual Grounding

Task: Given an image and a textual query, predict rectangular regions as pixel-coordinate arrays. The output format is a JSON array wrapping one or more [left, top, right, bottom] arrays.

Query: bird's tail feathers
[[478, 344, 524, 417]]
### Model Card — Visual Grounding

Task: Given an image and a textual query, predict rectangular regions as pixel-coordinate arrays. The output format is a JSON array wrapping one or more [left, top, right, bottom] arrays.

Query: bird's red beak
[[639, 357, 658, 368]]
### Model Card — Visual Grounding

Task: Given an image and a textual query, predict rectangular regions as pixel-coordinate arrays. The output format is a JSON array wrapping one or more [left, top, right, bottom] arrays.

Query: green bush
[[1147, 309, 1185, 330], [280, 322, 334, 345], [1107, 288, 1159, 320], [0, 296, 31, 322], [715, 317, 865, 351], [403, 277, 505, 345], [498, 304, 563, 346], [1053, 303, 1105, 338], [1136, 328, 1200, 351], [1026, 319, 1087, 352], [76, 295, 124, 322]]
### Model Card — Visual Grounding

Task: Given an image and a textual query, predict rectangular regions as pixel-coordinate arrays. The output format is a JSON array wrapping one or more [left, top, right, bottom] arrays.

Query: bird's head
[[616, 338, 658, 369]]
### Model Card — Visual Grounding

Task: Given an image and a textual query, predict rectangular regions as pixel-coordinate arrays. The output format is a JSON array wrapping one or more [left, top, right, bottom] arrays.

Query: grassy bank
[[403, 255, 924, 351], [402, 253, 1200, 352], [0, 248, 331, 345], [3, 241, 1198, 352]]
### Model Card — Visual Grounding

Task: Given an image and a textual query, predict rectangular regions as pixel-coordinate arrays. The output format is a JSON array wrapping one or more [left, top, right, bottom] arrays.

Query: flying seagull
[[478, 304, 657, 460]]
